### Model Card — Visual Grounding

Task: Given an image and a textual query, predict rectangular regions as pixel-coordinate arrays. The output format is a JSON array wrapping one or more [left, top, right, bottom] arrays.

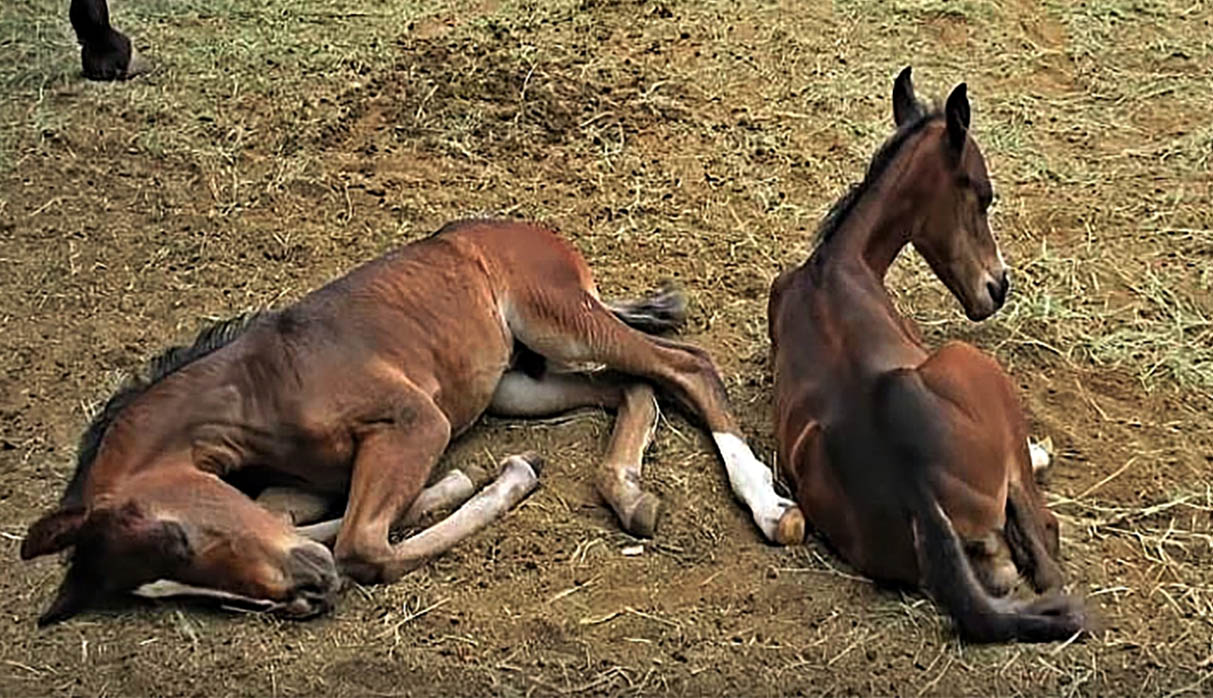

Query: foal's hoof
[[624, 492, 662, 539], [336, 557, 385, 586], [774, 506, 806, 546], [511, 451, 546, 477]]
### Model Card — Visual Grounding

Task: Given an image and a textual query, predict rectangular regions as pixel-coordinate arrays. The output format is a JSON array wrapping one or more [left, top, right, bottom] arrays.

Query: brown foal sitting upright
[[768, 68, 1088, 643], [22, 219, 804, 625]]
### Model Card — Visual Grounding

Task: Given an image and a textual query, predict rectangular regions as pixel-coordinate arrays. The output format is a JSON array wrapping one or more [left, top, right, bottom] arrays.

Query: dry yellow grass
[[1, 0, 1210, 695]]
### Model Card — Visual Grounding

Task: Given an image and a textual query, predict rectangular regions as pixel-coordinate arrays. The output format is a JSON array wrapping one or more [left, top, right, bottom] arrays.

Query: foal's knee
[[334, 536, 396, 585]]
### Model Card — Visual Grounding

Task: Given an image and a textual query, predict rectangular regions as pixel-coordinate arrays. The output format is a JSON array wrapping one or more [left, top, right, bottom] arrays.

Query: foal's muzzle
[[275, 542, 340, 618], [986, 270, 1010, 309]]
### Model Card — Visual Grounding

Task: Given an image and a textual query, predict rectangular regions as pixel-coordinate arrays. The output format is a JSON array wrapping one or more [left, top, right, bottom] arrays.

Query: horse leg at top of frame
[[70, 0, 150, 81]]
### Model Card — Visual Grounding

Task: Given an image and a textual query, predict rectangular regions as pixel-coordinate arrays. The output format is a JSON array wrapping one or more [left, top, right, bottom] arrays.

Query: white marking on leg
[[384, 456, 540, 576], [295, 468, 480, 546], [402, 469, 476, 525], [1028, 437, 1052, 473], [713, 432, 797, 542]]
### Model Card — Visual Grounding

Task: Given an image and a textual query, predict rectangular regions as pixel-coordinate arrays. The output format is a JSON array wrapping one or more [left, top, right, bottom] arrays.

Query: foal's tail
[[911, 485, 1087, 643], [605, 280, 688, 334]]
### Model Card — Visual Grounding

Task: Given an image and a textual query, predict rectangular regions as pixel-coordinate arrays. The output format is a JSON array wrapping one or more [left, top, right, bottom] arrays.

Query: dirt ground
[[1, 0, 1211, 695]]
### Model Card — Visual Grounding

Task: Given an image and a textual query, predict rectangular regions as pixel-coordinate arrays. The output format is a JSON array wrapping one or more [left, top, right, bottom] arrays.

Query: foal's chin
[[958, 286, 1004, 322]]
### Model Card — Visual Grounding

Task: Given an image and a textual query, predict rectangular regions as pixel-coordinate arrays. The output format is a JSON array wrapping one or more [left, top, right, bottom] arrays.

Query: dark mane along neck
[[811, 107, 942, 263], [61, 312, 266, 508]]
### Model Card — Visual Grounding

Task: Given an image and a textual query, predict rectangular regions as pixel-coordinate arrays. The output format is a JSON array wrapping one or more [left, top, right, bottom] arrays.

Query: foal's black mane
[[60, 312, 266, 508], [813, 104, 942, 253]]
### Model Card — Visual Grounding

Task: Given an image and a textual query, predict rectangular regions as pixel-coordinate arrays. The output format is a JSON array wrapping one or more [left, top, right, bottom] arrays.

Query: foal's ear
[[945, 82, 971, 152], [21, 506, 88, 559], [893, 66, 923, 127]]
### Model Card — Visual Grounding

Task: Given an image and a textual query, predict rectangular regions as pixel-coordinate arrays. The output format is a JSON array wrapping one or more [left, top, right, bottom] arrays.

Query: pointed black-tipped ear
[[37, 564, 96, 627], [893, 66, 923, 127], [21, 506, 87, 560], [945, 82, 971, 152]]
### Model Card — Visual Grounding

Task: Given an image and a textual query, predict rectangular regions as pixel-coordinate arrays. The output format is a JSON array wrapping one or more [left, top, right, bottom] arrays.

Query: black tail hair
[[605, 280, 688, 335]]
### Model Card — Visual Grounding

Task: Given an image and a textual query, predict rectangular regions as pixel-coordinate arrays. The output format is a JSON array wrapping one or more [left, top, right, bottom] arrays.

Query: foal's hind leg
[[490, 371, 662, 537], [596, 383, 662, 537], [507, 293, 804, 545]]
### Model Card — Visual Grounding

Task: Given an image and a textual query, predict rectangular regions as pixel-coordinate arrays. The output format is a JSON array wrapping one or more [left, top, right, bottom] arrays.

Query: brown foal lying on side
[[22, 219, 804, 625], [768, 68, 1088, 642]]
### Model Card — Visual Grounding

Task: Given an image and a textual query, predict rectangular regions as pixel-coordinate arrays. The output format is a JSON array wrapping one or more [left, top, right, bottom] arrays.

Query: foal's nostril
[[987, 272, 1009, 307]]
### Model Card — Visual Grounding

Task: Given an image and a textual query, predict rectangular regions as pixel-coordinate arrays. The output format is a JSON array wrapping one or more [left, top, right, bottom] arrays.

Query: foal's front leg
[[333, 394, 453, 585], [334, 390, 540, 584]]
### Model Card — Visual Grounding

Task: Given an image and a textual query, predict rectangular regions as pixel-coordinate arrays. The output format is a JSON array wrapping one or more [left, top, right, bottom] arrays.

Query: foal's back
[[147, 220, 592, 482]]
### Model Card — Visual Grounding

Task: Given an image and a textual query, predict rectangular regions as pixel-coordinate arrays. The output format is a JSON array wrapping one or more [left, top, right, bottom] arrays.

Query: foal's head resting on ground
[[20, 318, 340, 626], [22, 465, 339, 626], [891, 67, 1008, 321]]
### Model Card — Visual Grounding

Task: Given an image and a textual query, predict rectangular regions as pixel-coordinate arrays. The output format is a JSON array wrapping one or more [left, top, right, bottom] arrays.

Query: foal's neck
[[818, 184, 914, 288], [818, 129, 927, 286]]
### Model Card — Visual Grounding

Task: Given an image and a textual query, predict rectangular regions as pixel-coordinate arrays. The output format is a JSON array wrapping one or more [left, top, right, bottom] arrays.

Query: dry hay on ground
[[0, 0, 1210, 695]]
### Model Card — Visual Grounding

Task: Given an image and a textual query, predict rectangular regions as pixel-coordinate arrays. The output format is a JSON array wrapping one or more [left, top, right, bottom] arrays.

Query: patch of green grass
[[0, 0, 437, 175]]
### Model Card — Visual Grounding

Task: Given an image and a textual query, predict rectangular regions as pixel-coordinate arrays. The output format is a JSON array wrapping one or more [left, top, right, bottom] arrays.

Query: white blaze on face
[[712, 432, 798, 542]]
